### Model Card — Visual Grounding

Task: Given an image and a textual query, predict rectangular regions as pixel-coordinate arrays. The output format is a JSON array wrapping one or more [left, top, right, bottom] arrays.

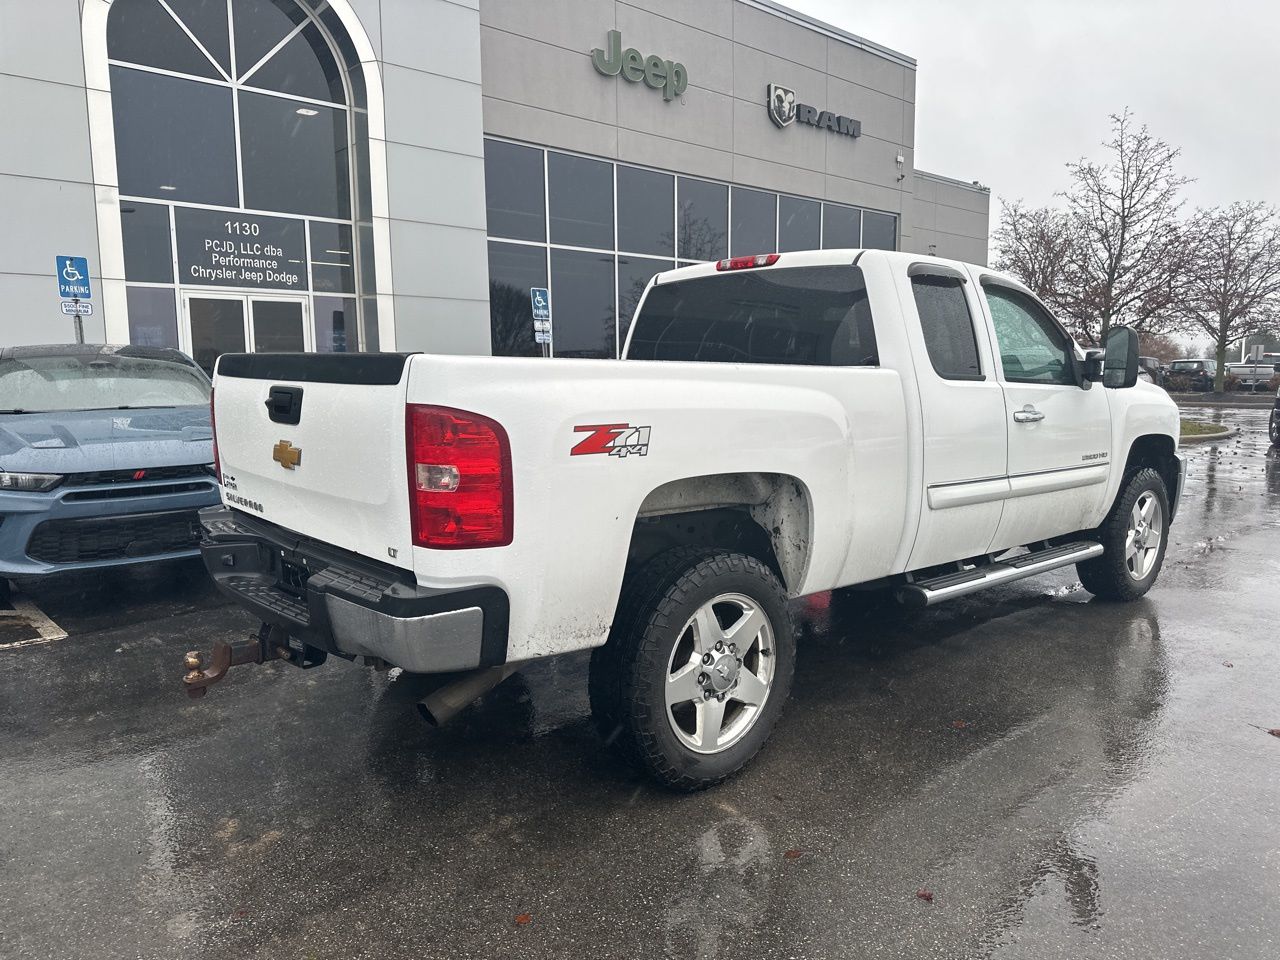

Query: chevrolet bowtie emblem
[[272, 440, 302, 470]]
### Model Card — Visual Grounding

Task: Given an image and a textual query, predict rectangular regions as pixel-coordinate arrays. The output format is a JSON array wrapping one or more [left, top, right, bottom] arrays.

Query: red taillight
[[210, 388, 220, 483], [715, 253, 780, 271], [406, 404, 513, 549]]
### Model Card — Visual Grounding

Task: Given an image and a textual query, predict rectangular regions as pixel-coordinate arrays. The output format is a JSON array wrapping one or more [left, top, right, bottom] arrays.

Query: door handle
[[1013, 404, 1044, 423]]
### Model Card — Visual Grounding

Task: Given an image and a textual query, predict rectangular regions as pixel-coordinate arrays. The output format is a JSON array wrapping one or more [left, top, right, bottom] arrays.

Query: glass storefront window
[[109, 0, 374, 355], [730, 187, 777, 257], [487, 241, 546, 358], [862, 211, 897, 251], [251, 300, 307, 351], [550, 249, 615, 359], [677, 178, 728, 262], [481, 139, 897, 360], [778, 196, 820, 252], [549, 152, 614, 250], [309, 221, 355, 293], [313, 295, 355, 352], [107, 0, 223, 80], [244, 23, 345, 103], [239, 92, 350, 219], [120, 202, 174, 284], [110, 66, 238, 206], [164, 0, 233, 75], [617, 166, 674, 257], [822, 203, 862, 249], [233, 0, 308, 77], [485, 141, 546, 243], [125, 286, 179, 348]]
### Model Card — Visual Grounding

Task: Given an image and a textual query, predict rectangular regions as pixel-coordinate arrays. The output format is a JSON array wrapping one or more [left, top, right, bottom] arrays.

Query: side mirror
[[1102, 325, 1140, 389], [1083, 350, 1105, 383]]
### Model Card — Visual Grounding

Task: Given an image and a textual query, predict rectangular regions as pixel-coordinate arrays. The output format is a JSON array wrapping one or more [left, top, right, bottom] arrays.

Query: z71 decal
[[571, 423, 652, 458]]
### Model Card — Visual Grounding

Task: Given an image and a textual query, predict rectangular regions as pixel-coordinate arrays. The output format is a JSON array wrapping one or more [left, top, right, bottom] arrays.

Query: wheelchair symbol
[[61, 260, 83, 283], [533, 291, 547, 309]]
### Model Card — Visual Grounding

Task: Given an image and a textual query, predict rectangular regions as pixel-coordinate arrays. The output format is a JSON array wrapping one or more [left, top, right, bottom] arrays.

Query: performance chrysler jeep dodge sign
[[768, 83, 861, 137]]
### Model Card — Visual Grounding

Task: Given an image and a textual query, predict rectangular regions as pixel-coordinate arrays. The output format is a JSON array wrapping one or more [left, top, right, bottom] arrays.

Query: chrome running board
[[896, 541, 1104, 609]]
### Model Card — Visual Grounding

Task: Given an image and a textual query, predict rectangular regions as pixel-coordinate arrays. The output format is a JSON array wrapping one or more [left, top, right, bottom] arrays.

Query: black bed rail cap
[[215, 352, 419, 386]]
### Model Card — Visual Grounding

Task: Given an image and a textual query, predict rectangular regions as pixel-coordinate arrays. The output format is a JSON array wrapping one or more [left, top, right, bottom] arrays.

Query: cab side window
[[984, 285, 1075, 385], [911, 275, 982, 380]]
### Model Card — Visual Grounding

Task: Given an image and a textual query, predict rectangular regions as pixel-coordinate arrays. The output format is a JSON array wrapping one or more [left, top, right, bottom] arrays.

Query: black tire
[[589, 547, 795, 791], [1076, 468, 1170, 601], [1269, 409, 1279, 446]]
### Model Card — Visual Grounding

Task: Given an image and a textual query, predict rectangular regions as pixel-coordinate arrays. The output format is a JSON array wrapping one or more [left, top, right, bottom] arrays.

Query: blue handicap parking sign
[[531, 287, 551, 321], [57, 256, 92, 299]]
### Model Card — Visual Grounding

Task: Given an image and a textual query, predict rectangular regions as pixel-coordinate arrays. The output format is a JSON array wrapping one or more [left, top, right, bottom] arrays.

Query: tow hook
[[182, 623, 290, 699]]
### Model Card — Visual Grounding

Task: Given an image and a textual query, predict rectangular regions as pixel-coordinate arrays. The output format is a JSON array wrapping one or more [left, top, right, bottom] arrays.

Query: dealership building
[[1, 0, 990, 364]]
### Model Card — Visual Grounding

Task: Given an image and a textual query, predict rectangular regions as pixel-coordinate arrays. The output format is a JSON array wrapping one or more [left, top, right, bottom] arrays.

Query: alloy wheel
[[664, 593, 776, 755], [1125, 491, 1163, 581]]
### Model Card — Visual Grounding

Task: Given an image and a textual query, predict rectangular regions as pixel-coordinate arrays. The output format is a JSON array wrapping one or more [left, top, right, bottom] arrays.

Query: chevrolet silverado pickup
[[184, 250, 1184, 790]]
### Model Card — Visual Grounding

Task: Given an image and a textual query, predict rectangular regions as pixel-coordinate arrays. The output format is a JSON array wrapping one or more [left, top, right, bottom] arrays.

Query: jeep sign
[[767, 83, 861, 137], [591, 30, 688, 102]]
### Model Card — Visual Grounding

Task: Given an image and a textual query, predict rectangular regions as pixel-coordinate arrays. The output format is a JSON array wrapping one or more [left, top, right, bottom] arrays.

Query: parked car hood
[[0, 406, 213, 475]]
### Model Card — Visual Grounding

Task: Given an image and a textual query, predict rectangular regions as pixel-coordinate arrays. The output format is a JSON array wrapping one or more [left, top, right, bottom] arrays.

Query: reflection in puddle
[[664, 816, 772, 959]]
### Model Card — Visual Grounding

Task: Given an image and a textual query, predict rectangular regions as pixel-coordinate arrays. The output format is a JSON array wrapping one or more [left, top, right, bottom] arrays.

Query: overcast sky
[[790, 0, 1280, 215]]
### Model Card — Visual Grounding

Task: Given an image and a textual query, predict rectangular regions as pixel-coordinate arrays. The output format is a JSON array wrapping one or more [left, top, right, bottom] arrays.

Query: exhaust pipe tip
[[415, 665, 517, 727], [415, 697, 446, 727]]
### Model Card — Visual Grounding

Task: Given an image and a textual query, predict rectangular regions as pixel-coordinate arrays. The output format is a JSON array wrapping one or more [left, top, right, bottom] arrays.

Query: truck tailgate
[[212, 353, 414, 569]]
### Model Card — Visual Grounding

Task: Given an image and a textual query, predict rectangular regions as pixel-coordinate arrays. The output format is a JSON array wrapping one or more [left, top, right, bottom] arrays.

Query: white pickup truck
[[1225, 353, 1280, 391], [184, 250, 1185, 790]]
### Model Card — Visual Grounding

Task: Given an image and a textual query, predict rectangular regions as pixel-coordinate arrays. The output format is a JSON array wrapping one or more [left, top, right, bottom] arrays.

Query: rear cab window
[[625, 265, 877, 367], [910, 269, 982, 380]]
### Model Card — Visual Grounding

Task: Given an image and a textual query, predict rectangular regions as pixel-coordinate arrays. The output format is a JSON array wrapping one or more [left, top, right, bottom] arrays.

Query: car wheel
[[1270, 409, 1280, 446], [1077, 468, 1170, 601], [591, 547, 795, 791]]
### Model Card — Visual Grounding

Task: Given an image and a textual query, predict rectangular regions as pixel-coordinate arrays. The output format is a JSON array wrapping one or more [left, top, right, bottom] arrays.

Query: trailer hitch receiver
[[182, 623, 325, 699]]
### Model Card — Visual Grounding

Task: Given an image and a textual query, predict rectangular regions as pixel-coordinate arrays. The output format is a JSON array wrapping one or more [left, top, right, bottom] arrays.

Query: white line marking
[[0, 592, 69, 650]]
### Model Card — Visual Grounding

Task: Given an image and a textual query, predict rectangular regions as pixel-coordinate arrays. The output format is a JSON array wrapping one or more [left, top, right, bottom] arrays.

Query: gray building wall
[[0, 1, 106, 345], [479, 0, 919, 235], [910, 170, 991, 266], [0, 0, 988, 351]]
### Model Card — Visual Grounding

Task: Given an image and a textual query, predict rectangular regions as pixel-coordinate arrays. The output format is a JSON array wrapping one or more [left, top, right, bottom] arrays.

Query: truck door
[[899, 263, 1008, 570], [975, 276, 1112, 551]]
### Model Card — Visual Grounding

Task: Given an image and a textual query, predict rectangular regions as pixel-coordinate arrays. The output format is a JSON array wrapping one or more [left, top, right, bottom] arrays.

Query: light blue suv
[[0, 344, 219, 585]]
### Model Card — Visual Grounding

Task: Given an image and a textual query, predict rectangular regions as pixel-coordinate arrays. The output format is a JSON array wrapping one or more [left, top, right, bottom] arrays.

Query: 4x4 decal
[[571, 423, 651, 458]]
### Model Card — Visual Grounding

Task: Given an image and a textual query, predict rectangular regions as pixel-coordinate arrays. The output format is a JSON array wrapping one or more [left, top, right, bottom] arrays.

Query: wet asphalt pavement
[[2, 407, 1278, 960]]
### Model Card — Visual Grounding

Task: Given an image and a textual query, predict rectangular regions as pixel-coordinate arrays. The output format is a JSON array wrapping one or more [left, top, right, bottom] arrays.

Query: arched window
[[107, 0, 376, 369]]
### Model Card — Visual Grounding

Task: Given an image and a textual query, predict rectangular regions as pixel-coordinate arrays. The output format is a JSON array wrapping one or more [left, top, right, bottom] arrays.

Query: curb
[[1179, 425, 1238, 445], [1170, 394, 1273, 409]]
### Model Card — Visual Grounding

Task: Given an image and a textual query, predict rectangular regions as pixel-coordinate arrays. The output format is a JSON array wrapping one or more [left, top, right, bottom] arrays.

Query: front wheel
[[1076, 468, 1170, 601], [590, 548, 795, 791], [1269, 408, 1279, 446]]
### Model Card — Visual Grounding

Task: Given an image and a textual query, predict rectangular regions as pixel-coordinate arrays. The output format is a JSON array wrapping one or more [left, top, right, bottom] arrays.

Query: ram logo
[[571, 423, 652, 458], [768, 83, 797, 128]]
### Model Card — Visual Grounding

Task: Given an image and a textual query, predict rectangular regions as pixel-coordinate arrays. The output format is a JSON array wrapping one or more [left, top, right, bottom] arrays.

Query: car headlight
[[0, 471, 65, 492]]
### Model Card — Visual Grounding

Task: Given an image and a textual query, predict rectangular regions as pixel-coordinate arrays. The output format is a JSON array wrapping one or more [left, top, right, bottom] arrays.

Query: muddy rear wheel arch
[[624, 473, 813, 595]]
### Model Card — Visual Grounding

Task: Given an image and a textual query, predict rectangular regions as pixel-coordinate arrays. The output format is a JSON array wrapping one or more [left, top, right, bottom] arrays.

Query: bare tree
[[1173, 202, 1280, 391], [1138, 332, 1183, 364], [994, 111, 1191, 345], [992, 200, 1078, 307], [1058, 111, 1191, 344]]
